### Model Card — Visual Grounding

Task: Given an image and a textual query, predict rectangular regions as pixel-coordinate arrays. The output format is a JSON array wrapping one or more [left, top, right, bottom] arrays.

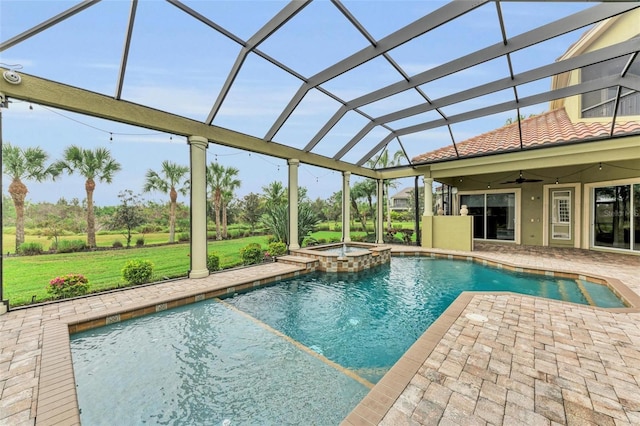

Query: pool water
[[71, 257, 624, 424], [319, 245, 369, 254]]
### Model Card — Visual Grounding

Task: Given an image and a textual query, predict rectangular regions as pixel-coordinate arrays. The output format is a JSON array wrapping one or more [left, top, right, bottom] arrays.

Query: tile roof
[[411, 108, 640, 164], [390, 187, 414, 199]]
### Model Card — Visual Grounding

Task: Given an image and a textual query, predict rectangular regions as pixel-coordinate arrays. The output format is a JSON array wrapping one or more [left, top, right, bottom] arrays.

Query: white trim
[[584, 177, 640, 252], [543, 183, 581, 248]]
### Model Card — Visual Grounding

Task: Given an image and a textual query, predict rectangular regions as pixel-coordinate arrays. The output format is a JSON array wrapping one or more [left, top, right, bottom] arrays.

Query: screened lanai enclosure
[[2, 1, 640, 279]]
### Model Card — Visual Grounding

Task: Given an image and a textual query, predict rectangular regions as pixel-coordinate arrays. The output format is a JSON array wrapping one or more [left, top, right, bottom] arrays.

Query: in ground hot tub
[[289, 242, 391, 273]]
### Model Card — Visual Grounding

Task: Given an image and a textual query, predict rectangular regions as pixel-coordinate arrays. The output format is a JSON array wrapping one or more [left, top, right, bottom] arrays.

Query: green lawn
[[3, 236, 269, 307], [2, 222, 420, 307], [1, 231, 175, 254]]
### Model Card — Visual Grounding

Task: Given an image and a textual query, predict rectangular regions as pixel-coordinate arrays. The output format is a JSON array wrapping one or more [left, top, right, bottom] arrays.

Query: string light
[[109, 132, 113, 141], [29, 103, 33, 110], [599, 162, 602, 171], [487, 183, 491, 189], [555, 178, 559, 184]]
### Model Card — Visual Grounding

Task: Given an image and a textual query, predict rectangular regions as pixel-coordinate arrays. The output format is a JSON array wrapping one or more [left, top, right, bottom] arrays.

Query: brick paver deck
[[2, 244, 639, 425]]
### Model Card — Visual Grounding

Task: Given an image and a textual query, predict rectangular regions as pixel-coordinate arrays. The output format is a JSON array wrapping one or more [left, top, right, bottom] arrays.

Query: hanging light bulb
[[599, 162, 602, 171], [487, 183, 491, 189], [29, 103, 33, 110], [555, 178, 559, 184], [109, 132, 113, 141]]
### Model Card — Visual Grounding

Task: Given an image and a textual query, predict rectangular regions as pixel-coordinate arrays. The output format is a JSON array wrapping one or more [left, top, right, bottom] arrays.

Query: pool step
[[277, 255, 319, 269]]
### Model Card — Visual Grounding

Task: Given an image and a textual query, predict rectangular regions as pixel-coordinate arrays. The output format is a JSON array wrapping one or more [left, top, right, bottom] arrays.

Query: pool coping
[[33, 249, 640, 425]]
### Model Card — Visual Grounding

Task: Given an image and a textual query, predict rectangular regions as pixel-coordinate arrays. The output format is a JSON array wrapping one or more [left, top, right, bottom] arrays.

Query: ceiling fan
[[501, 171, 543, 184]]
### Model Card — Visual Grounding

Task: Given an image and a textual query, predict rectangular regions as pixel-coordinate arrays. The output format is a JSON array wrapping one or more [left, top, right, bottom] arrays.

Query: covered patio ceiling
[[1, 0, 639, 180]]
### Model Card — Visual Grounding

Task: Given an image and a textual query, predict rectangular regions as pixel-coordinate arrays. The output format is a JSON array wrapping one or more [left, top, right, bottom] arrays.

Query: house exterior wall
[[436, 155, 639, 252], [555, 9, 640, 123]]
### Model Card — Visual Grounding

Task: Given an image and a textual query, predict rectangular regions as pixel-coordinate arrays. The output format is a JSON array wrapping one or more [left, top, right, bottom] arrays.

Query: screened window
[[581, 51, 640, 118]]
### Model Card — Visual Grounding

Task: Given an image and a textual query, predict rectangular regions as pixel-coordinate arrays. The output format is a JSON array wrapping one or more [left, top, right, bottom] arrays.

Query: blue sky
[[1, 0, 593, 206]]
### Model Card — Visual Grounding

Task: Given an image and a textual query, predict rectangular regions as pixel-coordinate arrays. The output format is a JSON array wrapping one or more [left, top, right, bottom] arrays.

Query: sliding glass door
[[594, 183, 639, 251], [460, 192, 516, 241]]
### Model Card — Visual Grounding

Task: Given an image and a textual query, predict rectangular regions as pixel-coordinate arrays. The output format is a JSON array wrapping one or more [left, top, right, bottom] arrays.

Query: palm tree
[[221, 170, 241, 238], [206, 163, 240, 240], [262, 181, 287, 209], [368, 149, 405, 230], [2, 143, 58, 252], [55, 146, 121, 248], [350, 179, 376, 233], [143, 161, 189, 243]]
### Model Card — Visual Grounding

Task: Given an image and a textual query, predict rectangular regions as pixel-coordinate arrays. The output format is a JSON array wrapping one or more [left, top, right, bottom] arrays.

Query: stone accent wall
[[290, 243, 392, 273]]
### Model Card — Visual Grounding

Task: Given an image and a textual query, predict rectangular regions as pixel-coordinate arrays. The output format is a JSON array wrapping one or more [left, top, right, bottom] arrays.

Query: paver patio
[[2, 244, 640, 425]]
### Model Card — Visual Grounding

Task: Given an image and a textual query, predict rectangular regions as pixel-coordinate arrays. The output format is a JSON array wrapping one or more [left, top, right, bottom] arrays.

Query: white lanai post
[[188, 136, 209, 278], [288, 159, 300, 250], [376, 179, 384, 244], [424, 177, 434, 216], [342, 171, 351, 243]]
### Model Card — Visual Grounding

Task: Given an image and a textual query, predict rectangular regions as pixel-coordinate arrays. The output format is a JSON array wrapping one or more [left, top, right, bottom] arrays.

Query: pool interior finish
[[70, 257, 625, 424]]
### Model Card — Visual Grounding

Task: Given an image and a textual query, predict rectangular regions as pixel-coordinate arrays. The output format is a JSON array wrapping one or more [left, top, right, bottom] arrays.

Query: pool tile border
[[32, 249, 640, 425], [341, 250, 640, 425], [391, 249, 640, 309], [35, 264, 311, 425]]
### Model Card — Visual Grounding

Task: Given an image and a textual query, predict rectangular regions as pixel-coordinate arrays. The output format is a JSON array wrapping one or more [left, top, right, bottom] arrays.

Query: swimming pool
[[70, 257, 625, 424]]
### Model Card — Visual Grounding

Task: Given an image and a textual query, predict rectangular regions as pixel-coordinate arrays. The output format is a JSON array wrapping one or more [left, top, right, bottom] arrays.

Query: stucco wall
[[422, 216, 473, 251]]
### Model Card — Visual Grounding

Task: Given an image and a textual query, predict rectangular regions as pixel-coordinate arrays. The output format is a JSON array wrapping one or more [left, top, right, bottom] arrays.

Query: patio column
[[376, 179, 384, 244], [288, 159, 300, 250], [188, 136, 209, 279], [342, 171, 351, 243], [424, 177, 434, 216]]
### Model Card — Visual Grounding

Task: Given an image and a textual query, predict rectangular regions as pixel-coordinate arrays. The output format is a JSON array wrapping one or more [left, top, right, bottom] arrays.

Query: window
[[581, 51, 640, 118], [552, 190, 571, 240], [460, 192, 515, 241]]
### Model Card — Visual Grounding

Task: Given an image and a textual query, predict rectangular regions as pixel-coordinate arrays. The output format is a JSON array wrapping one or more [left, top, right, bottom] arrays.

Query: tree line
[[3, 143, 422, 253]]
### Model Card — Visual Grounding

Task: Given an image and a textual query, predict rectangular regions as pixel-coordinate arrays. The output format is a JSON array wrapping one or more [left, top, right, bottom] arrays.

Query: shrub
[[19, 242, 43, 255], [227, 229, 241, 239], [315, 223, 330, 231], [240, 243, 263, 266], [122, 259, 154, 285], [178, 232, 190, 242], [207, 232, 216, 240], [112, 240, 123, 248], [135, 237, 145, 247], [267, 241, 287, 257], [138, 225, 162, 233], [54, 239, 87, 253], [207, 253, 220, 271], [47, 274, 89, 299], [333, 224, 342, 232], [303, 237, 320, 247]]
